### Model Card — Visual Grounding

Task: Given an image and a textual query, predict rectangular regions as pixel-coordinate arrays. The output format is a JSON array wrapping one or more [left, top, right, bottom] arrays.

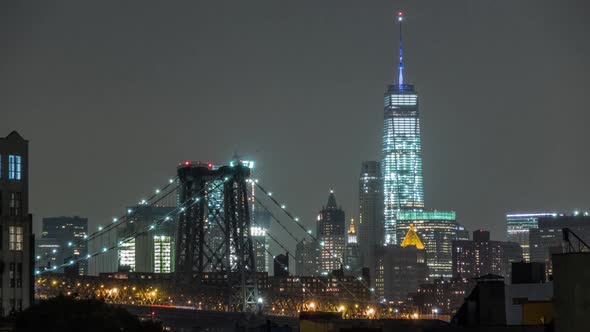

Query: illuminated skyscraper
[[317, 191, 346, 273], [506, 212, 555, 262], [382, 11, 424, 245], [251, 209, 271, 273], [116, 205, 176, 273], [40, 216, 88, 275], [344, 218, 362, 274], [396, 210, 456, 278]]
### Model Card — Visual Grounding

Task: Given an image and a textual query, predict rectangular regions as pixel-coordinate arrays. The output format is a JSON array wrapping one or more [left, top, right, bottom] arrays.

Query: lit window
[[8, 155, 22, 180], [9, 192, 22, 216], [9, 226, 24, 251]]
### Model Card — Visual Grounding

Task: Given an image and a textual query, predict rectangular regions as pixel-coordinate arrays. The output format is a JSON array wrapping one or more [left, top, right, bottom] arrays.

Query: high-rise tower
[[317, 191, 346, 273], [382, 11, 424, 244], [358, 161, 383, 277]]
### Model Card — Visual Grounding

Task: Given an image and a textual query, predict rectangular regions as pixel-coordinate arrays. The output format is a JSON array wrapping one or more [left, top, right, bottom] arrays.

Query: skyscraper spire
[[397, 11, 404, 86]]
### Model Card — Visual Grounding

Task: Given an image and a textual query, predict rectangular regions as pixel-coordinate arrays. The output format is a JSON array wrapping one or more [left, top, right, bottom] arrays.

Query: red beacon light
[[151, 311, 156, 316], [184, 161, 190, 166]]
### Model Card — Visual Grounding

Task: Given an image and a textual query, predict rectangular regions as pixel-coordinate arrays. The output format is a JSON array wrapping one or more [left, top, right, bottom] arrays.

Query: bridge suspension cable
[[253, 180, 377, 300], [37, 177, 179, 267], [36, 175, 225, 276]]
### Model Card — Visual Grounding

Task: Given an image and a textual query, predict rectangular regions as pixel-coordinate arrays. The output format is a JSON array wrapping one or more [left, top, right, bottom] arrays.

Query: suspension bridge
[[34, 159, 415, 319]]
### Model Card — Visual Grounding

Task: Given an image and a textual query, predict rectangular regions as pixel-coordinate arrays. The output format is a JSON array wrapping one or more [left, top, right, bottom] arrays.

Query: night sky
[[2, 1, 589, 254]]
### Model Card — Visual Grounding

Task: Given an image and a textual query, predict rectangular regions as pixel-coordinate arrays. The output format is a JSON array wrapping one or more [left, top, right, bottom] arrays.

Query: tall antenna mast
[[397, 11, 404, 86]]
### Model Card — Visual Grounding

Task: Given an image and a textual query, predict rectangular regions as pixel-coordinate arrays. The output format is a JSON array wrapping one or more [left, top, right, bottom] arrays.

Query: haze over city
[[2, 1, 589, 249]]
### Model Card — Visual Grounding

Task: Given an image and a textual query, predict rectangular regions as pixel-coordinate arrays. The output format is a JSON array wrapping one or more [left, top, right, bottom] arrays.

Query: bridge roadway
[[116, 304, 299, 331]]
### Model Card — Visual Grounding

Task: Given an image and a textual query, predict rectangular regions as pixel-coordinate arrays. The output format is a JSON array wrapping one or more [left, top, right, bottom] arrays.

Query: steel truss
[[175, 163, 259, 311]]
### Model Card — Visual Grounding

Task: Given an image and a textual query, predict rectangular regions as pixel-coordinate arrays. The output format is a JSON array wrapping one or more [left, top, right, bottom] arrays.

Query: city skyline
[[2, 1, 590, 251]]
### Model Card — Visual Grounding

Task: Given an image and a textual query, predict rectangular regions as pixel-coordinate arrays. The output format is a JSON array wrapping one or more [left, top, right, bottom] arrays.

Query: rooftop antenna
[[397, 11, 404, 86]]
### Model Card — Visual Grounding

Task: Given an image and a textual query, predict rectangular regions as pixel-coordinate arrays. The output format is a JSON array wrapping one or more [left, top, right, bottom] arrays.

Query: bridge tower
[[175, 162, 259, 312]]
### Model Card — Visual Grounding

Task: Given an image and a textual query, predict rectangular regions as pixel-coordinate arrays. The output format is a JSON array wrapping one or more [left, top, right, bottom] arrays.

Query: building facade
[[456, 223, 469, 241], [111, 205, 176, 274], [412, 276, 474, 315], [396, 210, 457, 278], [39, 216, 88, 275], [317, 191, 345, 273], [375, 225, 428, 302], [506, 213, 555, 262], [0, 131, 33, 315], [452, 230, 523, 279], [344, 218, 361, 274], [296, 239, 320, 276], [529, 213, 590, 273], [251, 209, 271, 273], [358, 161, 383, 277]]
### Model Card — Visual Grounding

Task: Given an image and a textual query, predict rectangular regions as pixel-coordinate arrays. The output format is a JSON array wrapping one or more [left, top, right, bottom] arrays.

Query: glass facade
[[118, 238, 136, 271], [382, 84, 424, 245], [396, 210, 456, 278], [506, 213, 555, 262]]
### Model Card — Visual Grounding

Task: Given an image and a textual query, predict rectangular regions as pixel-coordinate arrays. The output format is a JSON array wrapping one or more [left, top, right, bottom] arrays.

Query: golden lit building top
[[400, 224, 425, 249], [348, 218, 356, 234]]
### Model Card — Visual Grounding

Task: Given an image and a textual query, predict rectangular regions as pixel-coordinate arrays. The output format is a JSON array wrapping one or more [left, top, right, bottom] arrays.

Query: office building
[[396, 210, 457, 278], [413, 276, 474, 315], [296, 239, 320, 276], [506, 212, 555, 262], [529, 213, 590, 273], [0, 131, 33, 315], [317, 191, 345, 273], [375, 225, 428, 302], [116, 205, 176, 273], [273, 253, 289, 277], [251, 209, 271, 273], [344, 218, 361, 274], [358, 161, 383, 277], [248, 167, 271, 273], [452, 230, 523, 279], [456, 223, 469, 240], [40, 216, 88, 275], [382, 12, 425, 245], [35, 238, 60, 271]]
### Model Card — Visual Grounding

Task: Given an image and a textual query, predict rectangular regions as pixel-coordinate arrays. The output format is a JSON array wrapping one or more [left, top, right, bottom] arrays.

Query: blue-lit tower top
[[397, 11, 404, 86], [382, 10, 425, 245]]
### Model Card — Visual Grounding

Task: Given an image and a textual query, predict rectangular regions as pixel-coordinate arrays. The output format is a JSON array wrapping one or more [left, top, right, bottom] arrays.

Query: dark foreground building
[[0, 131, 33, 315]]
